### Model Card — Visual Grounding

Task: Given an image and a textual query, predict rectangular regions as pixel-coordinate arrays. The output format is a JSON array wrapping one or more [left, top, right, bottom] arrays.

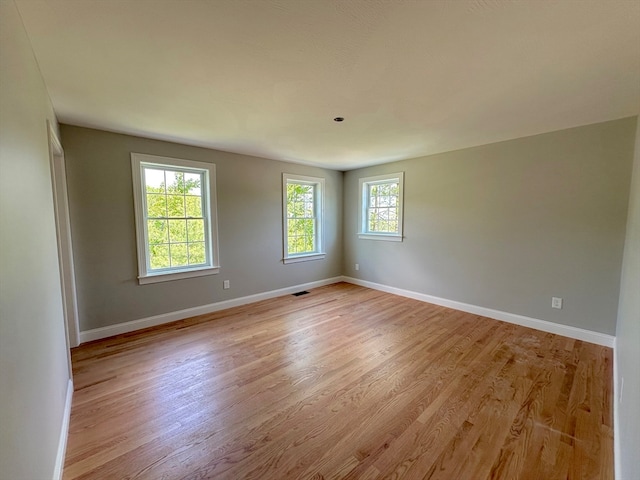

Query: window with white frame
[[283, 174, 325, 263], [359, 172, 404, 241], [131, 153, 220, 284]]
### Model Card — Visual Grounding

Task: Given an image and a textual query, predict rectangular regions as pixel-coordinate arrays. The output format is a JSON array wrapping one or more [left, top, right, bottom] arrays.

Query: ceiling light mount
[[333, 117, 344, 122]]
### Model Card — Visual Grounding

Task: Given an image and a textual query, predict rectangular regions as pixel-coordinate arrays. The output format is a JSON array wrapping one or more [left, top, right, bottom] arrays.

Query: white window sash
[[282, 173, 326, 263], [358, 172, 404, 241]]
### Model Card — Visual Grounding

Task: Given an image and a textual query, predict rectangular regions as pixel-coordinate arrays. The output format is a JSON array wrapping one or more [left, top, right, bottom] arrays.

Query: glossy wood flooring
[[64, 283, 613, 480]]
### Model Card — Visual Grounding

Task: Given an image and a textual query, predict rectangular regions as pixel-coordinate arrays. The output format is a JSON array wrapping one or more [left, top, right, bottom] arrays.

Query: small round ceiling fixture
[[333, 117, 345, 122]]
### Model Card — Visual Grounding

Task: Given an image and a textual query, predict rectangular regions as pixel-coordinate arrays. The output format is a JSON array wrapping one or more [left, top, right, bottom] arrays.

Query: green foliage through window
[[286, 181, 317, 255], [143, 168, 207, 270], [367, 181, 400, 233]]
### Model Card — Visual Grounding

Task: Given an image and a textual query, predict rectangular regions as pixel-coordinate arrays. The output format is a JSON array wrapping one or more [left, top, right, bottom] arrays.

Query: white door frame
[[47, 121, 80, 349]]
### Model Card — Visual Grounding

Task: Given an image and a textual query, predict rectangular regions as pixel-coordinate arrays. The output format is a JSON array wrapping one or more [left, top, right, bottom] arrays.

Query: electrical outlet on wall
[[223, 280, 230, 289], [355, 263, 359, 271], [551, 297, 563, 309]]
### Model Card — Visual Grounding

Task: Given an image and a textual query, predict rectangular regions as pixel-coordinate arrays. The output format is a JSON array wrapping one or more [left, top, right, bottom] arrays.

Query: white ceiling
[[15, 0, 640, 170]]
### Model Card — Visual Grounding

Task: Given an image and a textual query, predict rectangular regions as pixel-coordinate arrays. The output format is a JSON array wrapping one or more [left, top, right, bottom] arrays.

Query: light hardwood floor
[[64, 283, 613, 479]]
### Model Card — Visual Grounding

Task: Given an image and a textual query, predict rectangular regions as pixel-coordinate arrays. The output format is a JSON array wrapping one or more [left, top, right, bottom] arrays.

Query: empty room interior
[[1, 0, 639, 479]]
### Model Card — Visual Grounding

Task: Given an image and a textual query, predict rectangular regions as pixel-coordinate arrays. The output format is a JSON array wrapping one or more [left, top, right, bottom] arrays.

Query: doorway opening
[[48, 121, 80, 354]]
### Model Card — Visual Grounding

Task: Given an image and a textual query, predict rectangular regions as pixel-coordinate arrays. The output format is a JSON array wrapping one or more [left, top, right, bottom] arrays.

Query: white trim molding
[[342, 276, 615, 347], [613, 342, 621, 480], [283, 253, 326, 264], [53, 379, 73, 480], [79, 277, 343, 343], [80, 275, 616, 347], [47, 121, 80, 349], [358, 233, 403, 242]]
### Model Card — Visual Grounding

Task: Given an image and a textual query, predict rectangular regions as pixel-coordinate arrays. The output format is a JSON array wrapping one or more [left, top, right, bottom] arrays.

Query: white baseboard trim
[[53, 379, 73, 480], [79, 277, 343, 343], [79, 275, 615, 348], [341, 276, 615, 347]]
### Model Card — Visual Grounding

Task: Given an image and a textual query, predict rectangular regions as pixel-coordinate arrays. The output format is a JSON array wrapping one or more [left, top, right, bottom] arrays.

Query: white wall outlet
[[551, 297, 563, 309], [223, 280, 230, 289], [355, 263, 359, 271]]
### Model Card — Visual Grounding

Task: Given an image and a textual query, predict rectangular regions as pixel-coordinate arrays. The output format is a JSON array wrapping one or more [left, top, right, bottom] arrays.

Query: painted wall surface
[[344, 118, 636, 335], [615, 118, 640, 480], [61, 125, 343, 331], [0, 1, 71, 478]]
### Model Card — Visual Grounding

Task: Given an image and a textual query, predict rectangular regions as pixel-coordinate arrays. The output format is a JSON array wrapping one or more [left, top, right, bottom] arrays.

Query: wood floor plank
[[63, 283, 613, 479]]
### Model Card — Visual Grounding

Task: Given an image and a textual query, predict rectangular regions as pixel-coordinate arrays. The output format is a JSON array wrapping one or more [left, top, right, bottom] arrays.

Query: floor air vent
[[292, 291, 310, 297]]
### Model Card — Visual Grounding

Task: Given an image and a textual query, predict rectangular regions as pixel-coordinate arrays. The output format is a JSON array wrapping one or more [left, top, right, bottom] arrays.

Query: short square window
[[283, 174, 326, 264], [359, 172, 404, 241], [131, 153, 220, 284]]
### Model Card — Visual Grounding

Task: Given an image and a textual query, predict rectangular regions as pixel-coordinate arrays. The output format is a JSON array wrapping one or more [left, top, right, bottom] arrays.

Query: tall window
[[283, 174, 325, 263], [131, 153, 220, 284], [359, 172, 404, 241]]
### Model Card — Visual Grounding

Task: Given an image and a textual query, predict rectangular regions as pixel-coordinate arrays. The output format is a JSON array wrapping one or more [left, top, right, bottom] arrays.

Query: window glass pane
[[188, 242, 206, 264], [301, 218, 314, 237], [292, 236, 304, 254], [288, 218, 299, 236], [286, 185, 296, 216], [146, 194, 167, 218], [187, 219, 205, 242], [149, 244, 170, 269], [304, 202, 313, 217], [304, 235, 314, 252], [287, 203, 296, 218], [284, 176, 322, 257], [168, 219, 187, 243], [368, 207, 377, 231], [147, 220, 168, 244], [363, 178, 401, 234], [185, 196, 202, 217], [167, 195, 185, 217], [166, 171, 186, 194], [144, 169, 206, 270], [170, 243, 188, 266], [144, 169, 165, 193], [185, 173, 202, 195]]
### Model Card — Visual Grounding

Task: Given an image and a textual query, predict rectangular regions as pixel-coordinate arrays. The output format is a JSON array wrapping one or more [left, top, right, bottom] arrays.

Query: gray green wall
[[0, 0, 71, 477], [61, 125, 343, 331], [615, 118, 640, 480], [344, 118, 637, 336]]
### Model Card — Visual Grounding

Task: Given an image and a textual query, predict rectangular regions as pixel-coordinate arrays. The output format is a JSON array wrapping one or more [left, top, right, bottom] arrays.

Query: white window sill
[[283, 253, 326, 264], [358, 233, 403, 242], [138, 266, 220, 284]]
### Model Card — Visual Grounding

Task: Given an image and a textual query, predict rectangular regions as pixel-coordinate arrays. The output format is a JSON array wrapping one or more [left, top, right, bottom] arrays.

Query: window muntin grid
[[142, 166, 208, 271], [366, 181, 400, 234], [359, 172, 404, 241], [286, 181, 317, 255]]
